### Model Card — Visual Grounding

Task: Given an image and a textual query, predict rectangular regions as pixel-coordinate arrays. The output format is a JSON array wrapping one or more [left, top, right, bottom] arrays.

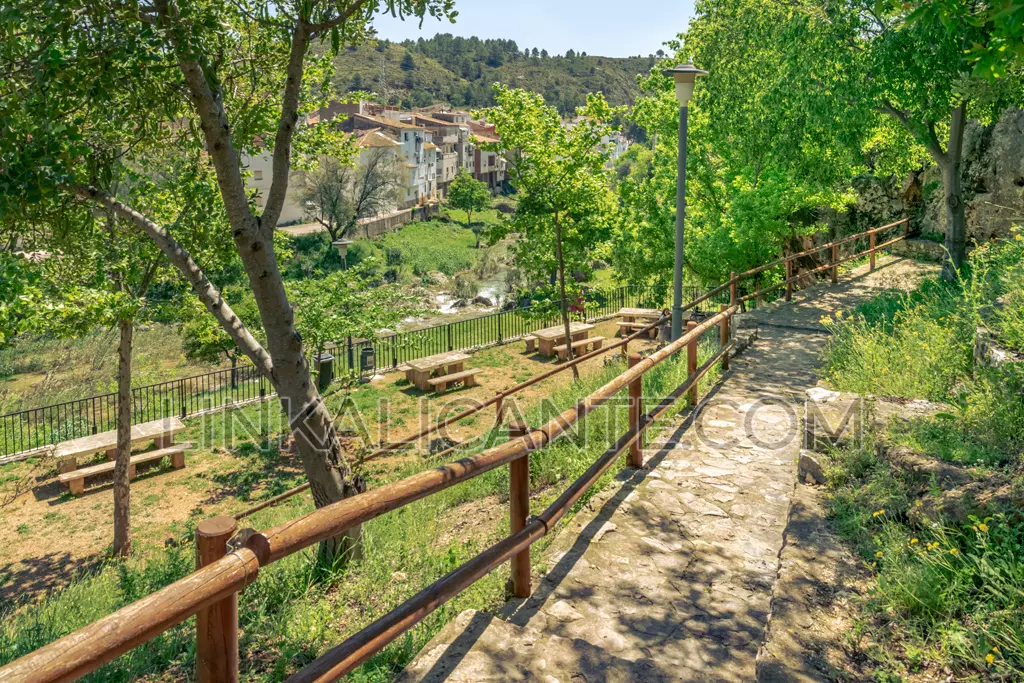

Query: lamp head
[[661, 63, 708, 105]]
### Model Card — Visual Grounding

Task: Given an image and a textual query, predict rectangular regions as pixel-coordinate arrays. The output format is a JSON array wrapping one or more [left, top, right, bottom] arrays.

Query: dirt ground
[[0, 318, 659, 604]]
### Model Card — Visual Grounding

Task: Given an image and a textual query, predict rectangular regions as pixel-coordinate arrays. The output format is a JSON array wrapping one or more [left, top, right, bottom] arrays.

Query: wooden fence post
[[729, 272, 738, 307], [785, 259, 793, 302], [869, 232, 876, 271], [196, 516, 239, 683], [719, 304, 730, 372], [627, 353, 643, 467], [687, 321, 699, 407], [831, 244, 839, 284], [507, 420, 531, 598], [495, 392, 504, 428]]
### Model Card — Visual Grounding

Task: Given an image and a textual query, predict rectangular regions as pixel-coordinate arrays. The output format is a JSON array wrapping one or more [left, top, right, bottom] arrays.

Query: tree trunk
[[941, 103, 968, 282], [235, 223, 364, 563], [113, 318, 134, 558], [553, 216, 579, 380]]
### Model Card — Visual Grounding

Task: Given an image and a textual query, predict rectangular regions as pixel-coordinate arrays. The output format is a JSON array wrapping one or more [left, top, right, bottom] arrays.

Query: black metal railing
[[0, 284, 720, 458]]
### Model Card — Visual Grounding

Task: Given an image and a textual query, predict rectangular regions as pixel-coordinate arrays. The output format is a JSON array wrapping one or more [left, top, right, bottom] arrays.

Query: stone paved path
[[397, 257, 936, 683]]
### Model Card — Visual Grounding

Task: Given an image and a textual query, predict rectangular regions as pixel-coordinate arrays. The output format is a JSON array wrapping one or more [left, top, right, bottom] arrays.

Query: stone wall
[[844, 108, 1024, 243]]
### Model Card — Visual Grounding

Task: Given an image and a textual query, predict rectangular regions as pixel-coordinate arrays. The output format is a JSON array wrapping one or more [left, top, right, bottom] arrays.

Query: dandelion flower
[[875, 551, 883, 558], [915, 499, 922, 507], [910, 538, 919, 544], [949, 548, 958, 555], [978, 523, 989, 533], [987, 653, 995, 665]]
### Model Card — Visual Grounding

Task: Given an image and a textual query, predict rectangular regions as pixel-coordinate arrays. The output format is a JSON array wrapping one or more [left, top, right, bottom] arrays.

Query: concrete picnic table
[[55, 417, 186, 474], [404, 351, 472, 391], [532, 322, 595, 357]]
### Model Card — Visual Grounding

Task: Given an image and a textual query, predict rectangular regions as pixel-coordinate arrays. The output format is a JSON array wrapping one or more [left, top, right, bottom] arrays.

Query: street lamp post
[[662, 63, 707, 341]]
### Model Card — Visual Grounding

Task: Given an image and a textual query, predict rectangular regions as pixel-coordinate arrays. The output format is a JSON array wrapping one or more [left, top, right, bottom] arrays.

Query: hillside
[[328, 34, 657, 114]]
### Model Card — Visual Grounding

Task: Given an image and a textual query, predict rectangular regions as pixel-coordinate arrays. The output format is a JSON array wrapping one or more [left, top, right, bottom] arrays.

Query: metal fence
[[0, 284, 720, 459]]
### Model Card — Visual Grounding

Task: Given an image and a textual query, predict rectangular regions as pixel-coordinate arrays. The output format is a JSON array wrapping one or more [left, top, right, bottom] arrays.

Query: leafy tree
[[914, 0, 1024, 80], [286, 261, 422, 384], [0, 0, 456, 561], [615, 0, 868, 292], [179, 289, 264, 375], [482, 86, 618, 377], [814, 0, 1024, 279], [445, 169, 491, 243], [400, 51, 416, 70], [301, 149, 403, 242]]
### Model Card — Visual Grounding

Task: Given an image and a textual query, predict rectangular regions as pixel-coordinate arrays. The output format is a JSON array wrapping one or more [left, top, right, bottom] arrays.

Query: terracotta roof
[[423, 141, 438, 150], [472, 132, 501, 144]]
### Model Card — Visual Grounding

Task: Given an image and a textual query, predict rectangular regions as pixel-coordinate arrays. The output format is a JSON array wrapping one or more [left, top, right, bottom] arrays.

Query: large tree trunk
[[553, 216, 579, 381], [113, 318, 134, 557], [235, 221, 364, 562], [941, 103, 968, 282]]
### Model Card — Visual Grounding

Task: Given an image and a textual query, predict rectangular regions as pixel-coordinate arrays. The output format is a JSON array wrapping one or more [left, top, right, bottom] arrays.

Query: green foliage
[[483, 86, 618, 323], [614, 0, 869, 291], [179, 290, 264, 367], [0, 253, 42, 347], [911, 0, 1024, 81], [372, 220, 479, 276], [444, 170, 491, 238], [330, 35, 654, 113], [286, 260, 422, 362]]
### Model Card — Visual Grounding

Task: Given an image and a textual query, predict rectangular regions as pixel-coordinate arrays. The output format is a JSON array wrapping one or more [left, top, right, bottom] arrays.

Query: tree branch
[[72, 184, 274, 379], [879, 98, 946, 165], [154, 0, 255, 233]]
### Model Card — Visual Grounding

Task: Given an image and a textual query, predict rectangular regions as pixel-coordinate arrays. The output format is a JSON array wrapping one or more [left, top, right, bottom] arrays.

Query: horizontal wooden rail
[[0, 549, 259, 682], [287, 336, 737, 682]]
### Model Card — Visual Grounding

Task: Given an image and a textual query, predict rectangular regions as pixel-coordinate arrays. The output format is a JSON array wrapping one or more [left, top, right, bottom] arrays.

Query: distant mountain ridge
[[328, 33, 659, 114]]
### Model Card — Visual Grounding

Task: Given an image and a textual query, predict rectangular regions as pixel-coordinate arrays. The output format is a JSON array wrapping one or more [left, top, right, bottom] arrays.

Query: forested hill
[[328, 34, 657, 113]]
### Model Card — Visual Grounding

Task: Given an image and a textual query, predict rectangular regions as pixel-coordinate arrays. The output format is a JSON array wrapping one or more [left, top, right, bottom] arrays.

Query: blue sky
[[373, 0, 695, 58]]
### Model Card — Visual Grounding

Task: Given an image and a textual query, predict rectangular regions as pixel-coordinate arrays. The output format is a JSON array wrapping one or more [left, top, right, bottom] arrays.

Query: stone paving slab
[[397, 256, 936, 683]]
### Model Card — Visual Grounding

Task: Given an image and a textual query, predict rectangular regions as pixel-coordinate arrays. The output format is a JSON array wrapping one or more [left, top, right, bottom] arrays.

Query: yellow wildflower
[[915, 499, 922, 507], [910, 538, 919, 544], [978, 523, 989, 533], [987, 653, 995, 665], [872, 509, 886, 518], [950, 548, 958, 555], [875, 551, 884, 558]]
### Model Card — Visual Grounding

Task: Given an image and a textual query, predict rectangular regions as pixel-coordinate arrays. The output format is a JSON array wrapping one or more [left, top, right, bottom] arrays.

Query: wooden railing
[[0, 219, 908, 683]]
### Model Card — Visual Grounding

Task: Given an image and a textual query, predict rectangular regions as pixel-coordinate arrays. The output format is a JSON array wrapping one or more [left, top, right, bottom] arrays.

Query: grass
[[819, 232, 1024, 680], [0, 335, 725, 681], [0, 325, 222, 413]]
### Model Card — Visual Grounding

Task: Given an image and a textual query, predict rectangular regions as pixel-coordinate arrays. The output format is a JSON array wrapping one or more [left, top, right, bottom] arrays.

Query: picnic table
[[616, 307, 663, 338], [532, 322, 595, 357], [55, 417, 187, 474], [404, 351, 472, 391]]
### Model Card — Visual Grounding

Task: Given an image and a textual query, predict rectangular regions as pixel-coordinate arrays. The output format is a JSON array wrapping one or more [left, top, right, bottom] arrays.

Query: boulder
[[472, 295, 494, 307], [427, 270, 449, 286], [798, 451, 827, 485]]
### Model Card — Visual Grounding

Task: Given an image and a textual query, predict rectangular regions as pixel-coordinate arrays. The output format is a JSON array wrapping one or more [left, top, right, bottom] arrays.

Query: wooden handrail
[[0, 217, 908, 683], [0, 548, 259, 682]]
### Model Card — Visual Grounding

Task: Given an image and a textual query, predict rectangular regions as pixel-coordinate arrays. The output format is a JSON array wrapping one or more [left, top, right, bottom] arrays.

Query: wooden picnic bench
[[404, 351, 479, 393], [553, 336, 605, 361], [58, 443, 191, 495], [616, 307, 662, 339], [55, 417, 187, 474], [531, 323, 596, 357]]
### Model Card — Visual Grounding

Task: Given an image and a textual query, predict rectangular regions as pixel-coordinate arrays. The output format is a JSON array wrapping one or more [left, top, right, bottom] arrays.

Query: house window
[[253, 170, 263, 181]]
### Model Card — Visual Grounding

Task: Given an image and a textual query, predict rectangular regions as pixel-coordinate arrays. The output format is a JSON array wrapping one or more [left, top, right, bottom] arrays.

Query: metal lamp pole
[[662, 63, 707, 341]]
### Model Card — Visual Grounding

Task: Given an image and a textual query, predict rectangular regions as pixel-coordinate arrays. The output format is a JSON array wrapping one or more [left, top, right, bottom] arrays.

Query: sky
[[373, 0, 695, 58]]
